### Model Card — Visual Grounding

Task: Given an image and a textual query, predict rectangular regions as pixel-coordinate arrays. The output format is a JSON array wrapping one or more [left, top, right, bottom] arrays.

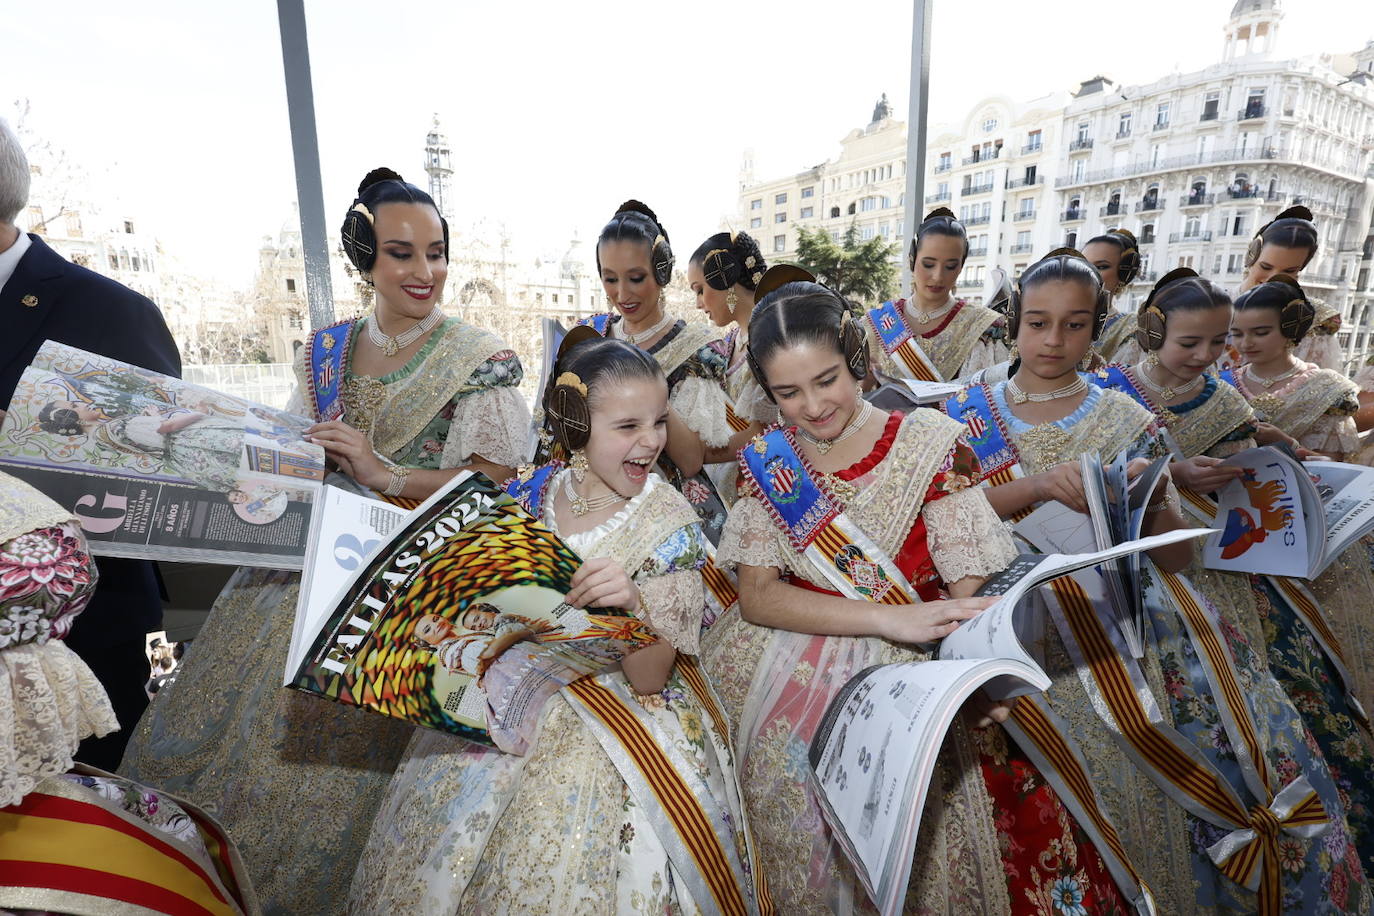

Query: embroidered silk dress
[[1294, 299, 1344, 372], [706, 409, 1132, 915], [104, 411, 246, 492], [866, 297, 1009, 383], [346, 470, 766, 915], [119, 317, 531, 915]]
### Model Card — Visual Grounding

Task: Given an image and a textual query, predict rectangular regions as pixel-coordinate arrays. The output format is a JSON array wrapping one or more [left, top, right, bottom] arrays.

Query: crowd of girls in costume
[[7, 166, 1374, 916]]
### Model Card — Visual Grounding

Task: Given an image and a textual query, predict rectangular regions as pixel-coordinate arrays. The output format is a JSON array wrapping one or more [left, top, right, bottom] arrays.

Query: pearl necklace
[[615, 311, 674, 346], [1136, 365, 1204, 402], [798, 399, 874, 455], [906, 296, 956, 325], [1006, 374, 1088, 405], [367, 307, 443, 357], [1245, 361, 1302, 390], [563, 471, 629, 517]]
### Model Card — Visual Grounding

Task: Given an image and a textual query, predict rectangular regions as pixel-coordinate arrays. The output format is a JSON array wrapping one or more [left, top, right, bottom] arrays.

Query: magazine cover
[[288, 471, 657, 755], [0, 341, 325, 566]]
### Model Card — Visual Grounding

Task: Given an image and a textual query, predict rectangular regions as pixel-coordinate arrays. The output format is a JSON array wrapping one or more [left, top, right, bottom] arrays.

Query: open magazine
[[0, 341, 325, 568], [810, 527, 1208, 914], [864, 379, 963, 414], [285, 470, 657, 755], [1201, 446, 1374, 579]]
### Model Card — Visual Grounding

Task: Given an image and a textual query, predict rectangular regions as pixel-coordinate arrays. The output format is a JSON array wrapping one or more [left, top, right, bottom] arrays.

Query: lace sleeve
[[923, 448, 1017, 585], [1300, 412, 1359, 458], [715, 495, 787, 573], [959, 325, 1010, 379], [1295, 332, 1343, 373], [670, 375, 734, 448], [633, 524, 708, 655], [441, 385, 533, 469], [735, 377, 778, 425]]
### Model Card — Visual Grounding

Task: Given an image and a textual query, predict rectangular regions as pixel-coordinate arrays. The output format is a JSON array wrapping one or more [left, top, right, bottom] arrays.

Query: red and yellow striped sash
[[725, 402, 751, 434], [565, 676, 752, 916], [809, 525, 912, 605], [701, 557, 740, 611], [891, 339, 942, 382]]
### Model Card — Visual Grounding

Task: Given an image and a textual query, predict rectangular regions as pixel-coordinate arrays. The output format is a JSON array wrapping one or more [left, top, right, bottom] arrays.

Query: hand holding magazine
[[810, 526, 1207, 914], [286, 470, 657, 755]]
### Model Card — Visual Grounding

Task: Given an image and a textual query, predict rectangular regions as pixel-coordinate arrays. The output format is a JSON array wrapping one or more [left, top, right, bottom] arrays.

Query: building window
[[1118, 112, 1132, 136], [285, 278, 296, 293], [830, 206, 841, 218], [1155, 102, 1170, 128], [1201, 91, 1220, 121], [1065, 231, 1078, 249], [552, 294, 559, 304], [750, 216, 762, 229], [774, 192, 788, 205], [800, 206, 814, 219], [1076, 121, 1090, 143], [124, 220, 135, 234], [773, 234, 786, 253], [1026, 130, 1042, 151], [801, 186, 814, 198], [108, 253, 119, 271], [859, 225, 875, 241], [288, 310, 303, 329], [775, 212, 787, 223], [1227, 253, 1244, 274], [750, 199, 762, 210], [938, 152, 952, 170], [860, 197, 877, 212], [983, 117, 998, 132], [1141, 223, 1156, 243], [65, 212, 83, 237]]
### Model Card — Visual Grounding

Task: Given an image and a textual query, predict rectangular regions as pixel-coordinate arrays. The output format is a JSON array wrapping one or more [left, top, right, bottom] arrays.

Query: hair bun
[[1273, 206, 1314, 225], [1044, 246, 1086, 261], [923, 206, 957, 223], [1151, 266, 1198, 294], [1109, 227, 1138, 247], [358, 167, 405, 196], [1267, 272, 1305, 293], [614, 199, 666, 236]]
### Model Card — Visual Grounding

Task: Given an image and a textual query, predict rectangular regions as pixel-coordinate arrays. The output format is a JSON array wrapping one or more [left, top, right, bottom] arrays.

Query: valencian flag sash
[[739, 425, 1156, 913], [305, 318, 355, 423], [942, 384, 1023, 486], [1174, 484, 1369, 727], [865, 300, 943, 382], [0, 771, 256, 916], [951, 395, 1331, 913]]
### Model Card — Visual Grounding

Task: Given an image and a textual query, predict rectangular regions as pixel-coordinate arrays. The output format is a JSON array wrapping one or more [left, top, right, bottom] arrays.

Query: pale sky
[[6, 0, 1372, 288]]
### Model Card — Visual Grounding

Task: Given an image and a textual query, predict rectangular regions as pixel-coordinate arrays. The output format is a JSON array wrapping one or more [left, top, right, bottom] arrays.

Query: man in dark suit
[[1, 119, 181, 770]]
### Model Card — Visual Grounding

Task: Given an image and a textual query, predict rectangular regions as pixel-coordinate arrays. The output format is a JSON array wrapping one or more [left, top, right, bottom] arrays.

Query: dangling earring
[[1284, 339, 1296, 352], [726, 288, 738, 316], [1078, 352, 1094, 371], [360, 272, 374, 310], [1008, 342, 1020, 362], [1144, 350, 1161, 370], [570, 449, 589, 483]]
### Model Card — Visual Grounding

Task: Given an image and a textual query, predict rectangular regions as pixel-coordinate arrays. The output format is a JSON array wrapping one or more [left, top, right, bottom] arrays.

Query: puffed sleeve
[[921, 438, 1016, 583], [1302, 403, 1359, 458], [634, 524, 709, 655], [715, 495, 789, 574], [442, 351, 533, 469], [671, 376, 734, 448]]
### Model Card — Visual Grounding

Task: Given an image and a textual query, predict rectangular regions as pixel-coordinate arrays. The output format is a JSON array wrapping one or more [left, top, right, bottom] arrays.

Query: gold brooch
[[20, 294, 38, 308], [516, 465, 535, 483], [751, 436, 768, 454], [322, 332, 336, 350]]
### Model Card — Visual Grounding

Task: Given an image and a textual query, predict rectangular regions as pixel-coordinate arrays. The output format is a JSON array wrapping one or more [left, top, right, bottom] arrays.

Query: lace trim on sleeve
[[960, 334, 1010, 379], [735, 378, 778, 426], [715, 496, 788, 573], [635, 570, 704, 655], [442, 385, 533, 469], [1300, 412, 1359, 458], [670, 376, 733, 448], [924, 487, 1016, 584]]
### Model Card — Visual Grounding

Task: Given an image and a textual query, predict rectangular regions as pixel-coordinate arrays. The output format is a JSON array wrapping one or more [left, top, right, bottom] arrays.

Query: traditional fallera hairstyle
[[596, 200, 674, 287], [1233, 274, 1317, 344], [339, 167, 450, 273], [36, 402, 83, 437], [1008, 248, 1112, 340], [745, 265, 869, 403], [690, 231, 767, 292], [541, 326, 664, 455], [908, 206, 969, 266], [1245, 206, 1319, 269], [1134, 268, 1232, 351], [1084, 227, 1142, 289]]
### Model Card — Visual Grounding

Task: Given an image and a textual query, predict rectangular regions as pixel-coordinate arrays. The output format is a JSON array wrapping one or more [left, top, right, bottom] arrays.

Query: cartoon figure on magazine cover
[[1216, 468, 1296, 560]]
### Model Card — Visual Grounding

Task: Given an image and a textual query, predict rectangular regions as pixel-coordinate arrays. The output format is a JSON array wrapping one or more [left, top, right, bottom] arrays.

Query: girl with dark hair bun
[[351, 334, 769, 914], [1239, 207, 1343, 370], [119, 167, 533, 914], [583, 201, 734, 544], [864, 207, 1008, 383], [702, 279, 1141, 912], [1090, 272, 1374, 897], [1083, 228, 1145, 362], [686, 231, 776, 502]]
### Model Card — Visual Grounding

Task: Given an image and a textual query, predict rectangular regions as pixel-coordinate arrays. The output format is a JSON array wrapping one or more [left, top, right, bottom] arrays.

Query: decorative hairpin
[[555, 371, 588, 396]]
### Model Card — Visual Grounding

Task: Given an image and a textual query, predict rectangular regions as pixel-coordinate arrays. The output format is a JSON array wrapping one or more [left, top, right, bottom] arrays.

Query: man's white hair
[[0, 118, 31, 226]]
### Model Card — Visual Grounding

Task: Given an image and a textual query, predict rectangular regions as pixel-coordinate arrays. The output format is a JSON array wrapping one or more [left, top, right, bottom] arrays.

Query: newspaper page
[[1307, 461, 1374, 574], [1201, 447, 1318, 578], [808, 659, 1051, 916], [287, 471, 657, 755], [0, 341, 325, 566]]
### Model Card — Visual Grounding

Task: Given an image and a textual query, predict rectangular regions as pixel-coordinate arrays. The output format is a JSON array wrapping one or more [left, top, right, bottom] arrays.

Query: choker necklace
[[1137, 365, 1204, 402], [368, 308, 443, 357], [798, 399, 874, 455], [563, 471, 629, 517], [1006, 374, 1088, 405], [906, 296, 955, 325], [617, 311, 674, 346], [1245, 361, 1301, 390]]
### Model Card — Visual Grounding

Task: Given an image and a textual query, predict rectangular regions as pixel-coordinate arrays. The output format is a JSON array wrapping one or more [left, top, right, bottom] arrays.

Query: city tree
[[795, 222, 900, 305]]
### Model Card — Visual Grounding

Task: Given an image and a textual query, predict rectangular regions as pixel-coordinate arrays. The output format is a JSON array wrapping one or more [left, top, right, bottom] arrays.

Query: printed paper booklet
[[285, 470, 657, 755], [0, 341, 325, 568], [1200, 446, 1374, 579]]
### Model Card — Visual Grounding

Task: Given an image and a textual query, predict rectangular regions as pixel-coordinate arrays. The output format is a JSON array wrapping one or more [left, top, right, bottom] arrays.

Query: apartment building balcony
[[1020, 142, 1043, 155], [1010, 243, 1035, 254], [964, 214, 992, 226], [925, 191, 951, 204], [1180, 193, 1215, 208], [1068, 138, 1095, 153], [1006, 176, 1042, 189], [1013, 208, 1037, 222], [962, 149, 1001, 166], [1099, 203, 1125, 218], [1061, 208, 1086, 222], [962, 182, 995, 196], [1168, 231, 1213, 243], [967, 246, 989, 258], [1136, 199, 1164, 213], [1237, 104, 1266, 122]]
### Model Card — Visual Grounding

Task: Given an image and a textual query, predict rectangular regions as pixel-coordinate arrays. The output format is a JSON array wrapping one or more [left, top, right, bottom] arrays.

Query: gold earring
[[570, 449, 588, 483], [1008, 342, 1020, 362], [360, 272, 374, 309], [726, 288, 738, 316], [1144, 350, 1161, 369]]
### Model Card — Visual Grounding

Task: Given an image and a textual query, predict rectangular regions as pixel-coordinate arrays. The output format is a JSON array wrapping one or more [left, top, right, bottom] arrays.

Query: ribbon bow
[[1206, 776, 1328, 912]]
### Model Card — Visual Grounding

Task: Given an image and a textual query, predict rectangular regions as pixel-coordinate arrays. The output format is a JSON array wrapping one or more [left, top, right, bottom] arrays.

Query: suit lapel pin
[[20, 294, 38, 308]]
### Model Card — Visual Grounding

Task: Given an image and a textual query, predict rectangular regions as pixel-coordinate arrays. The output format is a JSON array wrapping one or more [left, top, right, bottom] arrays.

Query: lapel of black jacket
[[0, 235, 66, 372]]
